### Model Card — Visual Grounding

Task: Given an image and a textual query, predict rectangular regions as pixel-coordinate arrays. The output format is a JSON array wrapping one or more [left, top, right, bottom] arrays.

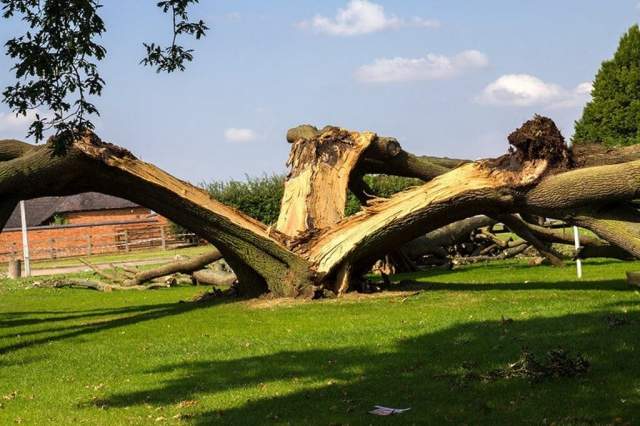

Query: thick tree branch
[[124, 249, 223, 286], [0, 139, 34, 161], [0, 135, 311, 297], [572, 205, 640, 258], [494, 214, 565, 266]]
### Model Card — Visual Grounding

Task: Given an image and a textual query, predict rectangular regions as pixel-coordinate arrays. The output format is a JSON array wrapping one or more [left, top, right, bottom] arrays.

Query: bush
[[344, 175, 422, 216], [203, 174, 420, 224], [204, 174, 285, 225]]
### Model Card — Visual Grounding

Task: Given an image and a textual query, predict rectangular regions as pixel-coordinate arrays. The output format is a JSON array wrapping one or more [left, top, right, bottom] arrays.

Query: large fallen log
[[32, 279, 172, 292], [3, 115, 640, 297], [402, 216, 496, 259], [74, 250, 225, 290], [122, 249, 223, 286]]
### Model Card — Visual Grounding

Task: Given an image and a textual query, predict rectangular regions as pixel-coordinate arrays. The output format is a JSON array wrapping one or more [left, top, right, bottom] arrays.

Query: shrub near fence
[[0, 221, 197, 262]]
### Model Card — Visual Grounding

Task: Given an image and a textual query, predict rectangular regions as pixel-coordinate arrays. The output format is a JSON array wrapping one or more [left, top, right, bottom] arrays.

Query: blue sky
[[1, 1, 639, 182]]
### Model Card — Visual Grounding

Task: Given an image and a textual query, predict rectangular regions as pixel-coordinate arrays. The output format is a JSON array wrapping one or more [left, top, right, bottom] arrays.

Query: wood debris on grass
[[439, 348, 590, 385]]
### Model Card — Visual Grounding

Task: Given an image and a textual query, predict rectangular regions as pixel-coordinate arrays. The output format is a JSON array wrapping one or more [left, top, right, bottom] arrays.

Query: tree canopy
[[573, 24, 640, 146], [1, 0, 207, 150]]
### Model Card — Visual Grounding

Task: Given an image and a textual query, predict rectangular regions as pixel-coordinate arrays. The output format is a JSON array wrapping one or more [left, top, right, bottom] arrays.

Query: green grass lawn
[[1, 259, 640, 425]]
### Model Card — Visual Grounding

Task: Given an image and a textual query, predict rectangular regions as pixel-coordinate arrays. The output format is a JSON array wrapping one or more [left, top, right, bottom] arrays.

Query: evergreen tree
[[573, 24, 640, 146]]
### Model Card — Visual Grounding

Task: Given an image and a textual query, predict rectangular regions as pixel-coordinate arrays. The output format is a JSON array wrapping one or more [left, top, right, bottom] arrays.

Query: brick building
[[0, 193, 174, 261]]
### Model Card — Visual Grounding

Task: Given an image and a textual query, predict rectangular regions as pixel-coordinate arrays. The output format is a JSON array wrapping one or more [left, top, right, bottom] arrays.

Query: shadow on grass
[[0, 304, 184, 328], [0, 299, 234, 355], [391, 279, 629, 292], [98, 307, 640, 425], [0, 273, 634, 356]]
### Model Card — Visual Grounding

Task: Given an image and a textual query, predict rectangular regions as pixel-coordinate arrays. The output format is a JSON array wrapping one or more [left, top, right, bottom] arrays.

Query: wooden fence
[[0, 221, 199, 262]]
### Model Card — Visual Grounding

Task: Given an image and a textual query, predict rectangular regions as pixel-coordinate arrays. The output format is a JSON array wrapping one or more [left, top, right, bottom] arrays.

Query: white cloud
[[0, 112, 30, 132], [0, 109, 47, 137], [355, 50, 488, 83], [297, 0, 439, 36], [477, 74, 592, 108], [224, 128, 257, 143]]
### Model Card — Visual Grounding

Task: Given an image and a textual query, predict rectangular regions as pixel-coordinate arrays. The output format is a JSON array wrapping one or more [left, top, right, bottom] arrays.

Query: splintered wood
[[304, 163, 505, 277], [276, 127, 376, 237]]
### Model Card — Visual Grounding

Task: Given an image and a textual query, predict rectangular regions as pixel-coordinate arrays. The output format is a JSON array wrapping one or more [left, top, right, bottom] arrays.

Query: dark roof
[[4, 193, 139, 229]]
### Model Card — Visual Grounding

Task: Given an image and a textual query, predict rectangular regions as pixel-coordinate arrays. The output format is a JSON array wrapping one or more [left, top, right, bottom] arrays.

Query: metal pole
[[19, 200, 31, 277]]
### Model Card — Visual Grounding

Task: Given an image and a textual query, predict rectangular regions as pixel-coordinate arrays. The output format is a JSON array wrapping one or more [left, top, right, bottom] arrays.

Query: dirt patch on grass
[[243, 289, 426, 309]]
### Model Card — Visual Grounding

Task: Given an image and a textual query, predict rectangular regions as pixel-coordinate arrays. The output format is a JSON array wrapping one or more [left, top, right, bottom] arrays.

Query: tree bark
[[494, 214, 564, 266], [3, 116, 640, 298], [402, 216, 496, 258]]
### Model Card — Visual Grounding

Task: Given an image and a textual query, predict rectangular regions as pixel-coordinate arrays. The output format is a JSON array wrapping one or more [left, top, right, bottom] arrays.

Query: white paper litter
[[368, 405, 411, 416]]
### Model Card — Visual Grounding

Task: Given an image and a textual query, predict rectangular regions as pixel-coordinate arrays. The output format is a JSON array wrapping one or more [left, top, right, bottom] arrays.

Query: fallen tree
[[72, 250, 235, 291], [116, 250, 224, 286], [3, 115, 640, 298]]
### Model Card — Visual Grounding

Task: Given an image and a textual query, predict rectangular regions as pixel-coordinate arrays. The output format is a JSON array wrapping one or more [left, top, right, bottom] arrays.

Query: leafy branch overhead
[[140, 0, 209, 73], [1, 0, 208, 148]]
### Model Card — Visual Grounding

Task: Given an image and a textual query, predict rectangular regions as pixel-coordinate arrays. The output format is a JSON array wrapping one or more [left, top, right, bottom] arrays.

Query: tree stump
[[626, 271, 640, 288], [8, 259, 21, 279]]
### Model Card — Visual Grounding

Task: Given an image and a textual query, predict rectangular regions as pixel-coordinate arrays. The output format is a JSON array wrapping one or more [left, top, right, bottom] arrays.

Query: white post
[[573, 225, 582, 279], [19, 200, 31, 277], [566, 139, 582, 279]]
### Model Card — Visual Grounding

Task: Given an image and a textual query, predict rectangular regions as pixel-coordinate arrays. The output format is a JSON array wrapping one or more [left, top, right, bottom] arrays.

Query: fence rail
[[0, 223, 200, 262]]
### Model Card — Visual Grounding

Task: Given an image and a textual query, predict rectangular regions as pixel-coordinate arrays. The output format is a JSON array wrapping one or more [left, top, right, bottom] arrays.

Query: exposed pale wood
[[304, 162, 520, 277], [191, 269, 236, 286], [0, 133, 311, 297], [76, 139, 271, 240], [304, 158, 640, 278], [276, 127, 376, 237], [335, 262, 351, 296]]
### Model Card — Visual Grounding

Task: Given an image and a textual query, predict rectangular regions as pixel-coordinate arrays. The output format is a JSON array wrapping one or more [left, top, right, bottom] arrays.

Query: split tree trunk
[[2, 116, 640, 297]]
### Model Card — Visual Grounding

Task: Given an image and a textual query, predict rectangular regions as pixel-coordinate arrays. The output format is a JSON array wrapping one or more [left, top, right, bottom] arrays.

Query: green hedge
[[200, 174, 420, 225]]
